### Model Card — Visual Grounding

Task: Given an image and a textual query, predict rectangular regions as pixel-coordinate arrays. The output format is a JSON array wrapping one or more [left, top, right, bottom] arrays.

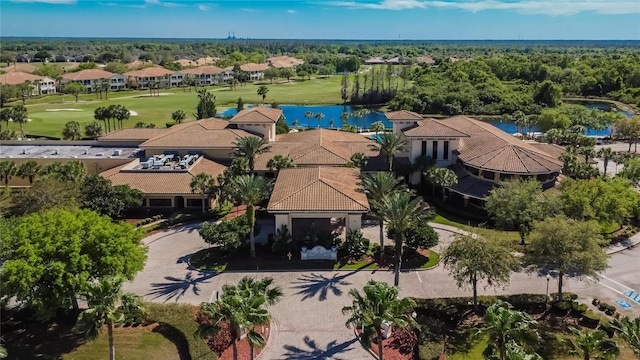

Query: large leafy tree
[[376, 191, 429, 286], [561, 328, 620, 360], [63, 82, 85, 102], [0, 208, 147, 317], [485, 179, 552, 245], [195, 89, 216, 119], [190, 172, 215, 213], [196, 277, 282, 360], [371, 132, 408, 172], [0, 160, 17, 187], [342, 280, 417, 360], [620, 158, 640, 187], [42, 160, 87, 183], [10, 178, 79, 216], [479, 300, 539, 360], [74, 277, 146, 360], [266, 154, 295, 171], [443, 234, 519, 312], [425, 167, 458, 201], [84, 122, 103, 139], [559, 177, 639, 227], [81, 174, 143, 219], [610, 316, 640, 357], [524, 216, 609, 301], [17, 160, 41, 184], [360, 172, 408, 257], [232, 136, 271, 174], [229, 175, 273, 258]]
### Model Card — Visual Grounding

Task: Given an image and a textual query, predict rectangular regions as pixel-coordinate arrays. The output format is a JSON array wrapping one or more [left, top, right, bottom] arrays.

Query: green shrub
[[571, 302, 588, 314], [552, 300, 573, 313], [341, 229, 370, 259], [582, 309, 602, 327], [165, 121, 177, 128], [418, 341, 444, 360], [550, 292, 578, 301]]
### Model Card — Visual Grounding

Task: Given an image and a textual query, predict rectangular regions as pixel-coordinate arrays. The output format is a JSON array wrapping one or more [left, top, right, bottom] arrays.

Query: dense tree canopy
[[0, 208, 147, 318]]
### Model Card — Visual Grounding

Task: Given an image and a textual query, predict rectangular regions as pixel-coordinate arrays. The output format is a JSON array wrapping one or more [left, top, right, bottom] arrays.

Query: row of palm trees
[[0, 160, 41, 186], [0, 105, 28, 138]]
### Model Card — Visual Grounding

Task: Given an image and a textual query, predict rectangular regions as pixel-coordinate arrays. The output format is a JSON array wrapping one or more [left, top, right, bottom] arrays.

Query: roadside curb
[[255, 317, 279, 360], [606, 239, 639, 255]]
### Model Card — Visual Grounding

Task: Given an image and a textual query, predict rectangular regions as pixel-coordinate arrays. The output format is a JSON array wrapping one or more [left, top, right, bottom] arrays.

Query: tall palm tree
[[257, 85, 269, 105], [479, 300, 539, 360], [340, 111, 350, 129], [94, 107, 109, 133], [11, 105, 28, 139], [232, 136, 271, 174], [172, 109, 186, 124], [0, 108, 12, 130], [609, 316, 639, 357], [597, 147, 615, 178], [360, 172, 408, 258], [229, 175, 273, 258], [353, 109, 370, 132], [342, 280, 417, 360], [328, 118, 335, 129], [314, 112, 325, 129], [371, 132, 408, 172], [376, 191, 428, 286], [425, 167, 458, 201], [562, 328, 620, 360], [304, 111, 314, 129], [0, 161, 17, 187], [266, 155, 295, 171], [74, 277, 146, 360], [370, 121, 385, 135], [17, 160, 41, 184], [190, 173, 214, 213]]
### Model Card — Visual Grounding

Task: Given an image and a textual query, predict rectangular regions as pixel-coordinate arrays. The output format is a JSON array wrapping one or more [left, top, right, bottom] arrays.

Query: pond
[[218, 102, 632, 136], [218, 105, 391, 129]]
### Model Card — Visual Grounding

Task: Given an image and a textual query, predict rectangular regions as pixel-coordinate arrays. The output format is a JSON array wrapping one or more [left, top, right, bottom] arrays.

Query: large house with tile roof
[[124, 66, 182, 88], [61, 69, 126, 91], [181, 66, 226, 86], [0, 72, 56, 95]]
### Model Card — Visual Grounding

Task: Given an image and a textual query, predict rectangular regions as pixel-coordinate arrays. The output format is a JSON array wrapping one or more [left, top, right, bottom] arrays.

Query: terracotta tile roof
[[267, 167, 369, 212], [62, 69, 114, 81], [230, 107, 282, 124], [140, 118, 256, 149], [526, 143, 567, 160], [196, 57, 219, 66], [364, 57, 386, 64], [101, 158, 227, 195], [126, 60, 153, 69], [1, 63, 37, 74], [0, 72, 46, 85], [385, 110, 423, 121], [403, 119, 470, 138], [181, 66, 224, 75], [267, 56, 304, 68], [254, 129, 379, 170], [98, 128, 167, 141], [124, 66, 175, 78], [175, 59, 197, 67], [417, 56, 436, 65], [443, 116, 563, 174], [240, 63, 270, 72]]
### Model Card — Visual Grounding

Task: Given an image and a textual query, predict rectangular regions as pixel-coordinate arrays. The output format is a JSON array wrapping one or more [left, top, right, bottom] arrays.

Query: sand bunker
[[129, 110, 138, 116], [46, 108, 83, 112]]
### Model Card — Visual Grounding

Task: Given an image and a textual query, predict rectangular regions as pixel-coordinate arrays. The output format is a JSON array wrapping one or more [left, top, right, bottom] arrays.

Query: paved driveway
[[125, 223, 640, 360]]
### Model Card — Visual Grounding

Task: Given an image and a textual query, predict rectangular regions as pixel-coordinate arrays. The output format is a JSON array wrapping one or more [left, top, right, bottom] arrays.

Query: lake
[[218, 102, 632, 136]]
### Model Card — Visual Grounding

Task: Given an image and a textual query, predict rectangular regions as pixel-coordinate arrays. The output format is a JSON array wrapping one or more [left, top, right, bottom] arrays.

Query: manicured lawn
[[431, 214, 521, 244], [7, 76, 346, 138]]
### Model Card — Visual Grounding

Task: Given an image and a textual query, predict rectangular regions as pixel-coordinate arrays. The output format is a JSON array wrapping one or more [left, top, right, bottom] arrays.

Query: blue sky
[[1, 0, 639, 39]]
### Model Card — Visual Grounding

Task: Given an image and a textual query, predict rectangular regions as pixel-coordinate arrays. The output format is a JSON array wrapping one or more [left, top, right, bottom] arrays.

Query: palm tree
[[578, 147, 597, 164], [314, 112, 325, 128], [371, 132, 408, 172], [229, 175, 273, 258], [411, 155, 436, 184], [342, 280, 417, 360], [340, 111, 350, 129], [597, 147, 615, 177], [232, 136, 271, 174], [377, 191, 428, 286], [197, 277, 282, 360], [425, 167, 458, 201], [610, 316, 640, 357], [266, 155, 295, 171], [370, 121, 385, 135], [11, 105, 28, 139], [172, 109, 187, 123], [94, 107, 109, 133], [479, 301, 538, 360], [360, 172, 408, 258], [74, 277, 146, 360], [304, 111, 314, 129], [0, 108, 12, 130], [328, 118, 335, 129], [190, 173, 214, 213], [0, 160, 17, 187], [562, 328, 620, 360], [17, 160, 41, 184], [257, 85, 269, 105], [353, 109, 370, 132]]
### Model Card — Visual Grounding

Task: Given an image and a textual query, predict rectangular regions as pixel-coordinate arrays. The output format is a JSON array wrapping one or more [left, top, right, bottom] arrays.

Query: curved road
[[124, 224, 639, 360]]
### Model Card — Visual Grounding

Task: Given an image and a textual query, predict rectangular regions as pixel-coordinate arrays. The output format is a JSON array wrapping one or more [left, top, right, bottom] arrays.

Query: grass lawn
[[431, 214, 521, 244], [6, 76, 346, 138]]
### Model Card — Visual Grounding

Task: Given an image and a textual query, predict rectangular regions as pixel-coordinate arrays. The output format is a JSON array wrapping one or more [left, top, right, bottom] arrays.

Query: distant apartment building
[[181, 66, 226, 85], [124, 66, 182, 88], [61, 69, 125, 92], [240, 63, 270, 81], [267, 56, 304, 69], [0, 72, 56, 95]]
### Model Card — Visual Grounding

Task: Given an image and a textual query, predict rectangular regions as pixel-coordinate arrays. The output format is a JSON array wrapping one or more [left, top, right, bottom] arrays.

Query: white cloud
[[144, 0, 185, 7], [323, 0, 640, 15], [287, 9, 296, 13], [197, 4, 210, 11], [241, 8, 257, 12], [10, 0, 75, 3]]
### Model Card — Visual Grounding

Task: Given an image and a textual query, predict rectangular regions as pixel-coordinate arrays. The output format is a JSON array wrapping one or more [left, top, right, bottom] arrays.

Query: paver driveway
[[125, 223, 640, 360]]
